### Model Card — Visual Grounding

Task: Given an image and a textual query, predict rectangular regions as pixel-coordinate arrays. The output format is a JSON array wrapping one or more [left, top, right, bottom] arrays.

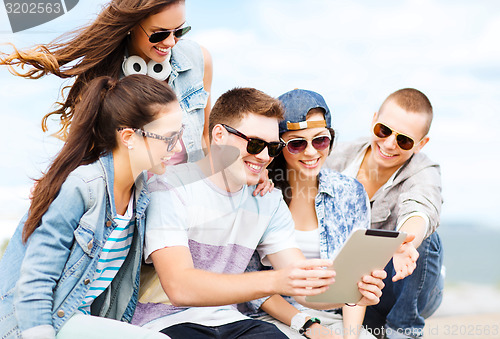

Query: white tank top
[[294, 228, 321, 259]]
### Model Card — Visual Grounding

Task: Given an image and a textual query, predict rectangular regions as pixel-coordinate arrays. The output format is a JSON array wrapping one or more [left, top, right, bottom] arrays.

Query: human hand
[[392, 233, 419, 282], [305, 323, 343, 339], [273, 259, 335, 297], [253, 168, 274, 196], [356, 269, 386, 306]]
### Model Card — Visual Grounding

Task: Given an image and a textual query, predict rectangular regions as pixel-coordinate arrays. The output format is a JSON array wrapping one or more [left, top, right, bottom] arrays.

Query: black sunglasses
[[139, 24, 191, 43], [222, 124, 285, 157], [373, 122, 418, 151], [118, 125, 184, 152], [282, 134, 332, 154]]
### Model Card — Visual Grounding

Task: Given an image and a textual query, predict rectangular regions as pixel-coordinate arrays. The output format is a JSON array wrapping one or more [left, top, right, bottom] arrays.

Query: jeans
[[160, 319, 287, 339], [363, 232, 444, 338]]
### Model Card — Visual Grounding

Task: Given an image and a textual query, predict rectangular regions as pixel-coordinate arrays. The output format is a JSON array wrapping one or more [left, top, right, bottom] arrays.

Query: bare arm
[[200, 45, 212, 153], [260, 295, 342, 339], [392, 217, 425, 282], [260, 294, 302, 326], [399, 216, 426, 248], [150, 246, 335, 307], [342, 305, 366, 339]]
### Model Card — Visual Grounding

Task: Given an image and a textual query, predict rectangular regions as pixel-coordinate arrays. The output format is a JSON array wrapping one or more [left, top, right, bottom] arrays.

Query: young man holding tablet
[[131, 87, 386, 338]]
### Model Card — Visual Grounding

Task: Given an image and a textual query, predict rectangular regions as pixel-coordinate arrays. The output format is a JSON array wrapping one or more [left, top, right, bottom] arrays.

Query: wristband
[[299, 317, 321, 336], [290, 312, 309, 332], [345, 303, 357, 307]]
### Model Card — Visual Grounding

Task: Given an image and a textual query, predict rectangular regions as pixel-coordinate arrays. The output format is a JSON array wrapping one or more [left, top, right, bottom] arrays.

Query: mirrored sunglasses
[[373, 122, 416, 151], [140, 25, 191, 43], [222, 124, 285, 157], [282, 135, 332, 154]]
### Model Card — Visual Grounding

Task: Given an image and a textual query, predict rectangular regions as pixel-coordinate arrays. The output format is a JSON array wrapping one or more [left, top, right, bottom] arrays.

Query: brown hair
[[208, 87, 284, 141], [380, 88, 433, 135], [0, 0, 183, 140], [23, 74, 177, 242]]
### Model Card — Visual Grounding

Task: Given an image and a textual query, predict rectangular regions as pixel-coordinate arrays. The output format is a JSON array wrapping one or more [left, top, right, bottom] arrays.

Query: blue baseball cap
[[277, 89, 332, 135]]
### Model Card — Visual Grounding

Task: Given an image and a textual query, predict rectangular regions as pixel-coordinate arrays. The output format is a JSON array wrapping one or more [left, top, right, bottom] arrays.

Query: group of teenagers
[[0, 1, 444, 339]]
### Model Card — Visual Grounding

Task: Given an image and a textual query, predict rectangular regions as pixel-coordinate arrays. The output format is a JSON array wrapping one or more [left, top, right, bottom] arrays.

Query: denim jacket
[[169, 39, 209, 162], [240, 168, 370, 315], [0, 153, 150, 339]]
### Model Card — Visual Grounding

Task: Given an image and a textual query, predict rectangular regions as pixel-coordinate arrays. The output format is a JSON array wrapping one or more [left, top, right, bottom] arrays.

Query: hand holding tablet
[[306, 229, 407, 304]]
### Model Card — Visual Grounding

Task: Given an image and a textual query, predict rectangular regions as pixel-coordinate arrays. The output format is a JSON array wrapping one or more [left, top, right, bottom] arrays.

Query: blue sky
[[1, 0, 500, 239]]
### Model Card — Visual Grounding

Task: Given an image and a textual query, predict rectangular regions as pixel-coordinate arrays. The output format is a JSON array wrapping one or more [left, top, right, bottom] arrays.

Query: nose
[[171, 139, 182, 153], [303, 140, 317, 156], [161, 32, 176, 47], [383, 134, 398, 150], [254, 146, 271, 163]]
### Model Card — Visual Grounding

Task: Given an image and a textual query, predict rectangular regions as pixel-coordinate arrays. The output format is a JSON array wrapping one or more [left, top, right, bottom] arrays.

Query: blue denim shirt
[[240, 168, 370, 315], [169, 39, 209, 162], [0, 153, 150, 338]]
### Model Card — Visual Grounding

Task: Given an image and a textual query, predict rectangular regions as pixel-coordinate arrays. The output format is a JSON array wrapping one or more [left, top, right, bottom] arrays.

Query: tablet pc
[[305, 228, 406, 304]]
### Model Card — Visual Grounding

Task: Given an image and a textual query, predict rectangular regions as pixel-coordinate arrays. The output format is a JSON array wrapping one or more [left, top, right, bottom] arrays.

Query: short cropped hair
[[208, 87, 284, 141], [380, 88, 433, 135]]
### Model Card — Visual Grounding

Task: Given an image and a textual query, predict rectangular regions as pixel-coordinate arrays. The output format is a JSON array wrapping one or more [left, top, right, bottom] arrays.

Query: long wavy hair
[[0, 0, 183, 140], [23, 74, 178, 242]]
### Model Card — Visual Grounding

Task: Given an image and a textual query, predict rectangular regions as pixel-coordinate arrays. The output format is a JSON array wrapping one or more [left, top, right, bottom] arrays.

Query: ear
[[413, 136, 430, 154], [371, 112, 378, 126], [211, 124, 227, 145], [117, 128, 136, 149]]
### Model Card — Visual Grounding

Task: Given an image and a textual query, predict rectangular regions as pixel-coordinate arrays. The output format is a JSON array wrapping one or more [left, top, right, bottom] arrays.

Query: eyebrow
[[150, 21, 186, 31]]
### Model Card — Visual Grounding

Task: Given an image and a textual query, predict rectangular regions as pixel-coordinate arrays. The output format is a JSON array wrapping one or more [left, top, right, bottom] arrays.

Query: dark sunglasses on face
[[118, 125, 184, 152], [139, 24, 191, 43], [373, 122, 417, 151], [222, 124, 285, 157], [282, 135, 332, 154]]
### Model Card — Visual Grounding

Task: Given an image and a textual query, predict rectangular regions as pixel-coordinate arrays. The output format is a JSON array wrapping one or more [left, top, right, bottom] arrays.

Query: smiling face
[[281, 110, 331, 180], [214, 113, 280, 187], [129, 102, 183, 175], [128, 2, 186, 63], [369, 99, 430, 172]]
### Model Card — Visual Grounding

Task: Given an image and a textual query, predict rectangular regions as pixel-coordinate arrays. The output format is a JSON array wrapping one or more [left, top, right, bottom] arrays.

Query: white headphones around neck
[[122, 54, 172, 81]]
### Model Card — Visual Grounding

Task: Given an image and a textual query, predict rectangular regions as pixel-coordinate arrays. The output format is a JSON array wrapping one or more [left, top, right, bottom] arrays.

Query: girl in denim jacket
[[0, 0, 212, 163], [0, 74, 182, 339]]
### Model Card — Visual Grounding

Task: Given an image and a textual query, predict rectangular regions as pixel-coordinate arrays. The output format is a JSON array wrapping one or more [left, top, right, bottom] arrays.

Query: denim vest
[[168, 39, 209, 162], [0, 153, 150, 338]]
